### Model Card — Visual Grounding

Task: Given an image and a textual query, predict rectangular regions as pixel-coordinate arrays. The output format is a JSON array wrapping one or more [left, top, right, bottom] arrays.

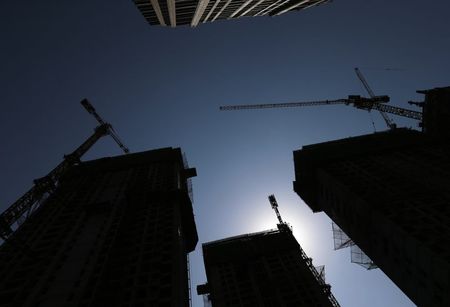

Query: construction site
[[1, 80, 449, 307], [2, 1, 450, 307], [218, 74, 450, 306]]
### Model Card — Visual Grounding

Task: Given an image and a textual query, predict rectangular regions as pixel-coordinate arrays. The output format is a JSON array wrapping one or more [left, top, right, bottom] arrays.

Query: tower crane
[[268, 194, 291, 232], [0, 99, 129, 241], [220, 70, 423, 129]]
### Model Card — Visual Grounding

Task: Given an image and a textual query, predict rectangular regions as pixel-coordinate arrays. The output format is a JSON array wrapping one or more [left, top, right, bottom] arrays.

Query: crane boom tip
[[80, 99, 95, 113]]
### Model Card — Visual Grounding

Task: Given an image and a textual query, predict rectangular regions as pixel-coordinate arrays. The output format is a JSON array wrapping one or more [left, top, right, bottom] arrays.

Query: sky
[[1, 0, 450, 306]]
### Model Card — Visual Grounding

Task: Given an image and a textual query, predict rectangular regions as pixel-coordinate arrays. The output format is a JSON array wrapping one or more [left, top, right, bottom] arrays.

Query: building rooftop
[[292, 129, 430, 212], [62, 147, 199, 252], [199, 228, 340, 306]]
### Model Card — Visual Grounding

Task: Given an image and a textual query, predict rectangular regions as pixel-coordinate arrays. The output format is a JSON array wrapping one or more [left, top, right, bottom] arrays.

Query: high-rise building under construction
[[132, 0, 328, 27], [293, 127, 450, 306], [197, 196, 340, 307], [0, 147, 198, 307]]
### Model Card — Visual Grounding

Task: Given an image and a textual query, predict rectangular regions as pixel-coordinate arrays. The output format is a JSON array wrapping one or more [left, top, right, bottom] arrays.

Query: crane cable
[[368, 111, 377, 133]]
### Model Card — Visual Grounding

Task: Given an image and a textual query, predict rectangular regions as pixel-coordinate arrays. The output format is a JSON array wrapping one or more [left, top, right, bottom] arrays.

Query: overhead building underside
[[133, 0, 329, 27]]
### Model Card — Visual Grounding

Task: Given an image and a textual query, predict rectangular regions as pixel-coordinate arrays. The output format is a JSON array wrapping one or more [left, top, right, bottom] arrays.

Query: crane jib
[[219, 97, 422, 121], [219, 99, 348, 111], [0, 99, 129, 241]]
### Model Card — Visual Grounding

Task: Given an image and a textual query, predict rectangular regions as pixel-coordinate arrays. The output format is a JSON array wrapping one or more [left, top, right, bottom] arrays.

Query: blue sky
[[1, 0, 450, 306]]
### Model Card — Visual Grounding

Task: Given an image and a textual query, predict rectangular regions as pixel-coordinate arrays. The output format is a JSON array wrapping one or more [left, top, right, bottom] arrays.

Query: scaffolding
[[299, 247, 340, 307], [187, 254, 192, 307], [332, 222, 354, 250], [332, 222, 377, 270], [202, 294, 212, 307], [315, 265, 326, 282], [351, 245, 378, 270]]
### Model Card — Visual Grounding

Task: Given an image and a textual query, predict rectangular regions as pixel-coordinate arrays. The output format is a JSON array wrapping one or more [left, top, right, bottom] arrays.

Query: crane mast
[[0, 99, 129, 241], [268, 194, 291, 232]]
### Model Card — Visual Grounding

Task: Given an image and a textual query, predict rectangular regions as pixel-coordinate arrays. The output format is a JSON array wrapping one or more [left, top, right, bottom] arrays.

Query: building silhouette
[[197, 223, 340, 306], [132, 0, 328, 27], [0, 147, 198, 307], [419, 86, 450, 139], [293, 127, 450, 306]]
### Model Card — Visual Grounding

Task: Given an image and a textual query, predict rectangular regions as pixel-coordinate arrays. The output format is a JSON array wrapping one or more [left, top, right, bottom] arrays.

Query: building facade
[[0, 147, 198, 307], [197, 226, 339, 306], [293, 129, 450, 306], [132, 0, 329, 27], [419, 86, 450, 139]]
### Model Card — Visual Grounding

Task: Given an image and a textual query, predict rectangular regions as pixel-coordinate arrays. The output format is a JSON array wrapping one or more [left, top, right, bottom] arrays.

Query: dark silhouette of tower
[[0, 147, 198, 307], [132, 0, 329, 28], [197, 195, 340, 307], [419, 86, 450, 139], [293, 126, 450, 306]]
